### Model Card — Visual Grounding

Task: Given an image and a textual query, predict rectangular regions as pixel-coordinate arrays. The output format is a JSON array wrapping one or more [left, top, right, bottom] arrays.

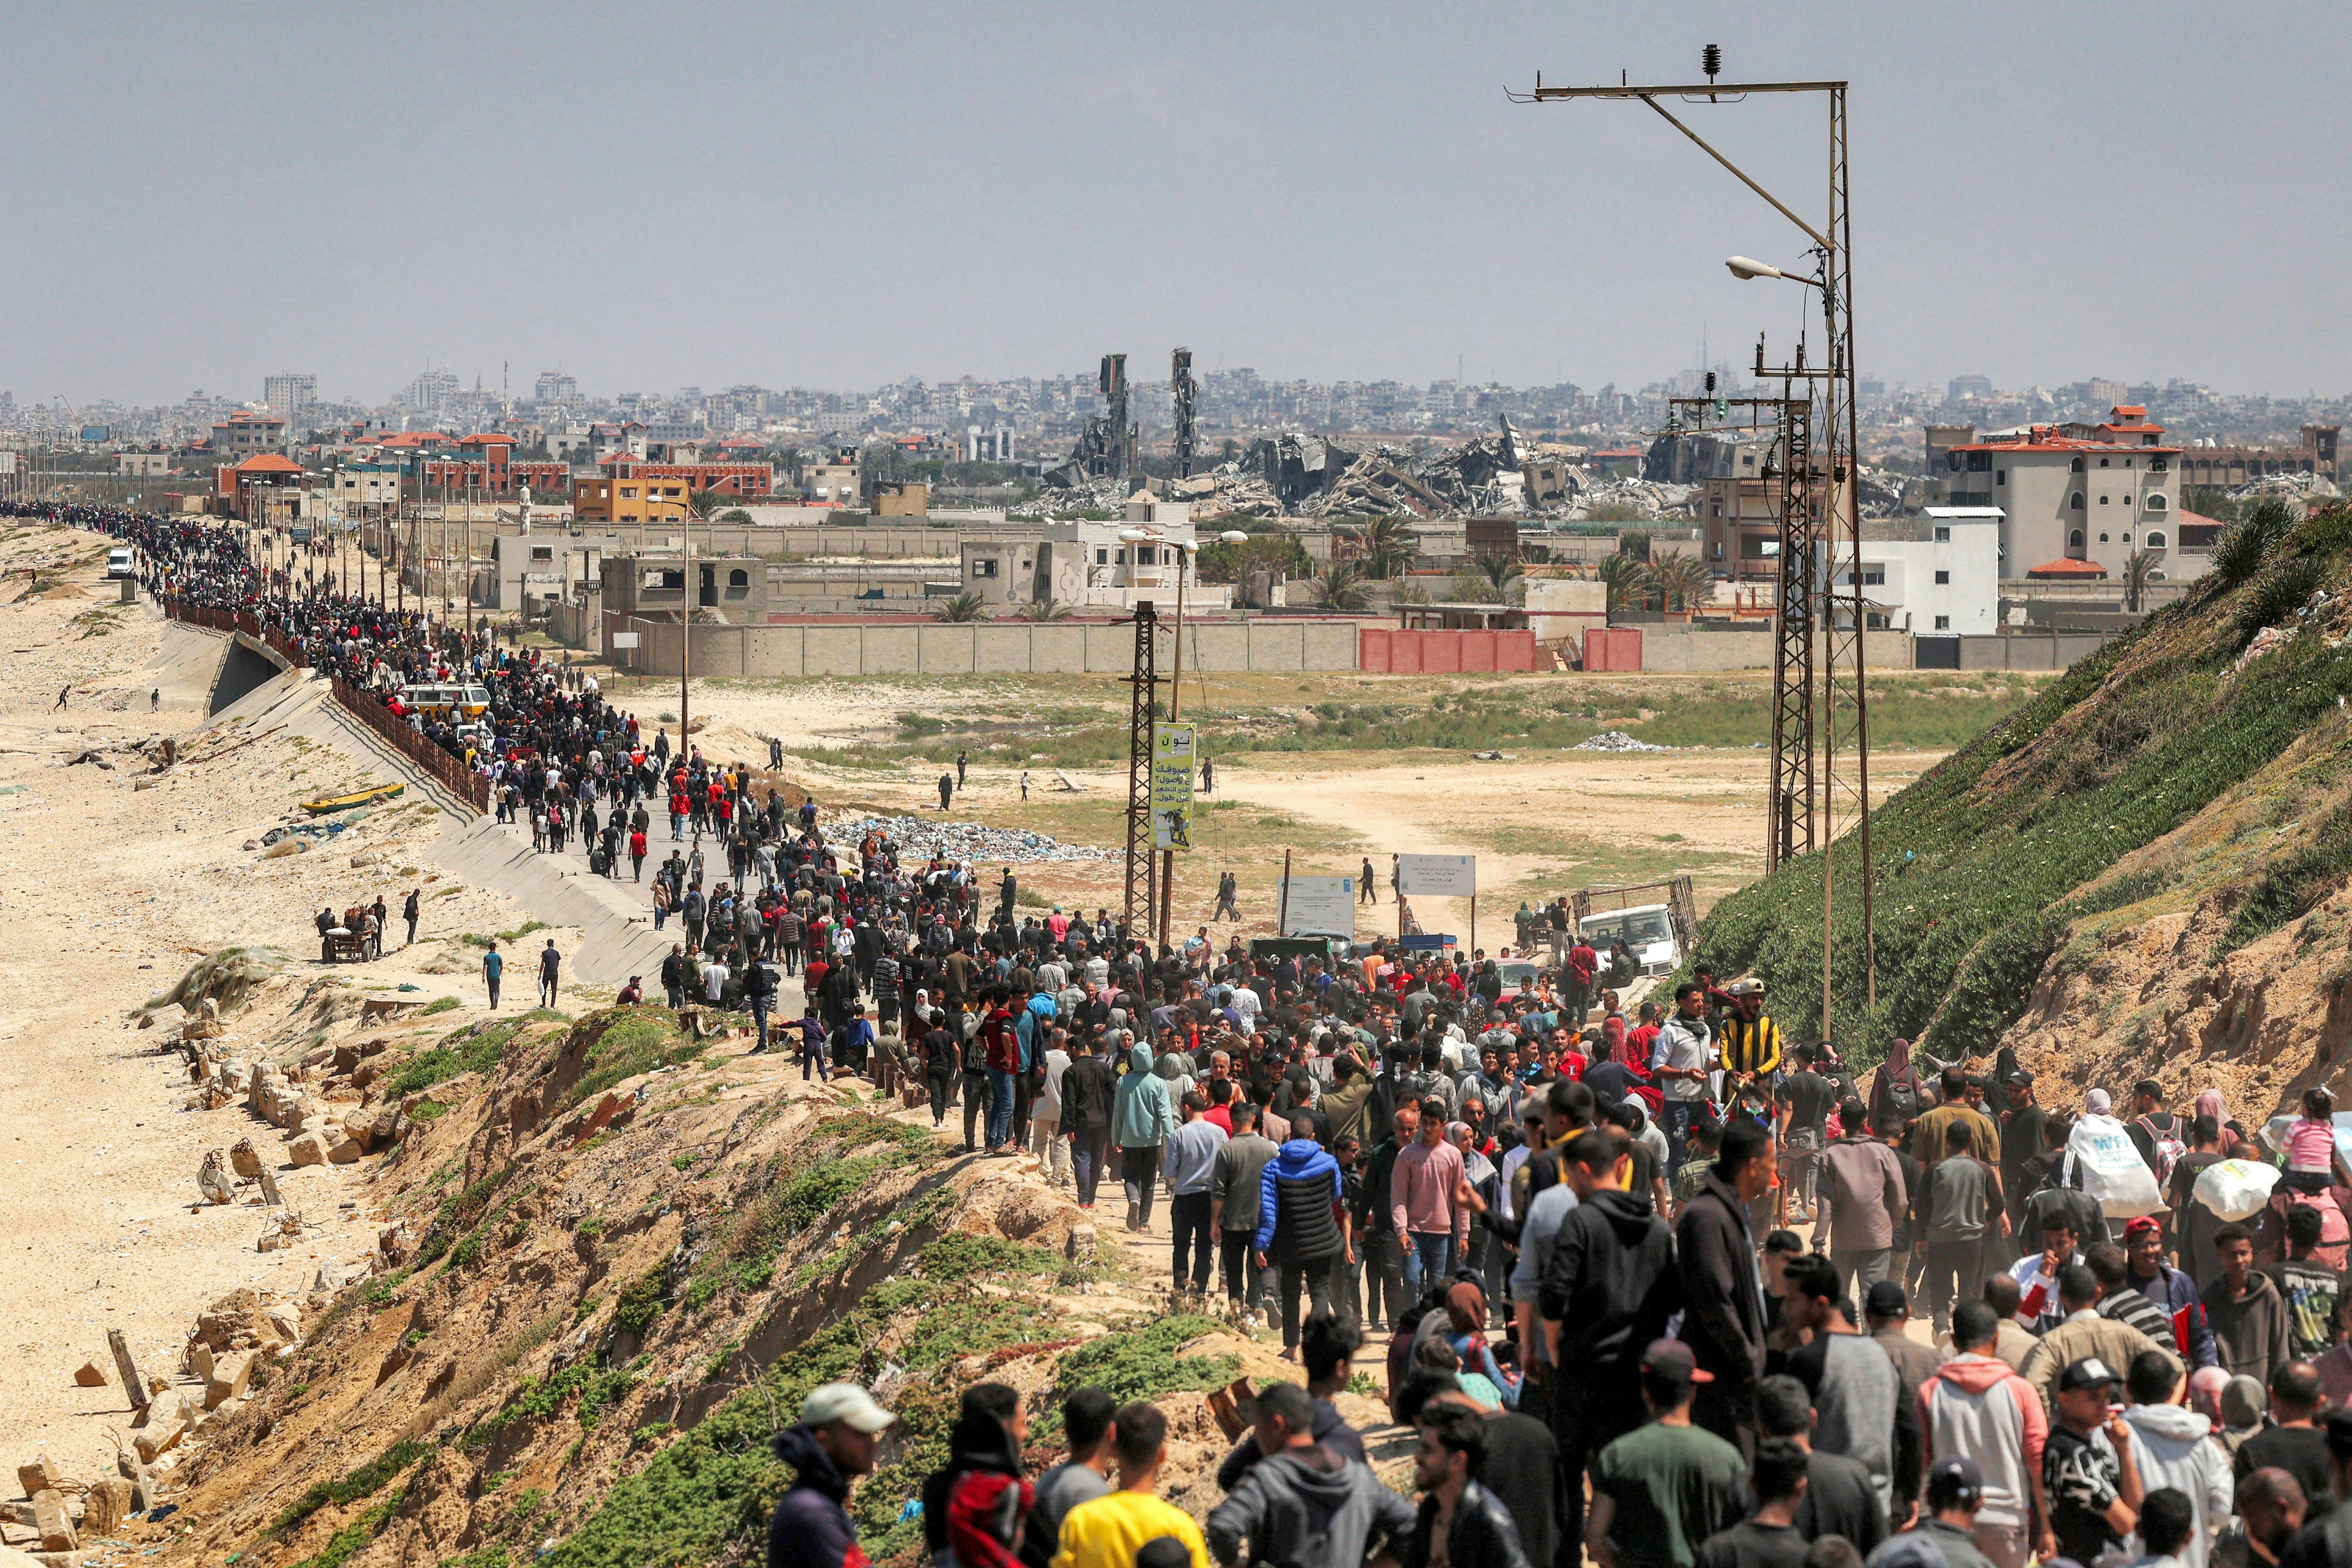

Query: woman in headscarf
[[1870, 1036, 1921, 1131], [2197, 1089, 2253, 1158]]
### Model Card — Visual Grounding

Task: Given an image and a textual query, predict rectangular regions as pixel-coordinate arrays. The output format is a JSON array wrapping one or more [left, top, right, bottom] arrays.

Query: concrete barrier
[[603, 615, 1369, 677]]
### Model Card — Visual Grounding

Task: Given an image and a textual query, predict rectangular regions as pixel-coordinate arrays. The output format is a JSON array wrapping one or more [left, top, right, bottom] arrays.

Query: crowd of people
[[41, 503, 2352, 1568]]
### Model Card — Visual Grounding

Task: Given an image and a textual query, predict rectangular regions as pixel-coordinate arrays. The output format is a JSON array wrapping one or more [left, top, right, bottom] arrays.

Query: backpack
[[2136, 1113, 2189, 1188], [962, 1028, 990, 1073]]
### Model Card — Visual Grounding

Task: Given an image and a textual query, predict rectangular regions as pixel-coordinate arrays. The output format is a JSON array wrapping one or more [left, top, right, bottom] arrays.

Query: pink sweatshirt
[[1390, 1139, 1469, 1242]]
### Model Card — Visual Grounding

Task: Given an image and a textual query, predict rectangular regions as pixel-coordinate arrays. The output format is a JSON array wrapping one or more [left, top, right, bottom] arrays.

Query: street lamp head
[[1218, 530, 1250, 544], [1116, 528, 1149, 543], [1726, 256, 1784, 281]]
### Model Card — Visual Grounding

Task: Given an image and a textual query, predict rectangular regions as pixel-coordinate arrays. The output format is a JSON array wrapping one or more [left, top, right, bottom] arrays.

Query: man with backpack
[[2128, 1080, 2191, 1241]]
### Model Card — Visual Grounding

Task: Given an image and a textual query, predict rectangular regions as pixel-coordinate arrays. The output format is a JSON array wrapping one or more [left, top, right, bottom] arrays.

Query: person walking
[[1021, 1389, 1116, 1568], [1917, 1116, 2007, 1339], [1061, 1037, 1118, 1211], [1214, 1101, 1281, 1319], [1817, 1098, 1908, 1313], [744, 954, 777, 1053], [1653, 982, 1715, 1168], [1408, 1403, 1532, 1568], [1033, 1027, 1073, 1188], [403, 887, 420, 946], [1540, 1125, 1682, 1551], [2204, 1225, 2294, 1385], [938, 771, 955, 811], [1050, 1404, 1211, 1568], [482, 940, 503, 1010], [1587, 1340, 1750, 1568], [1920, 1301, 2052, 1568], [1164, 1093, 1227, 1296], [2119, 1349, 2234, 1568], [1677, 1118, 1775, 1459], [1205, 1381, 1414, 1568], [922, 1383, 1032, 1568], [1360, 858, 1378, 905], [956, 749, 969, 788], [1392, 1102, 1470, 1301], [1692, 1439, 1812, 1568], [1113, 1038, 1175, 1230], [1781, 1254, 1923, 1529], [768, 1383, 896, 1568], [1255, 1124, 1346, 1358]]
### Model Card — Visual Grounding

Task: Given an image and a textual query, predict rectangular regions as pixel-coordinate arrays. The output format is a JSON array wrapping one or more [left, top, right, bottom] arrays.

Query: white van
[[105, 546, 134, 580]]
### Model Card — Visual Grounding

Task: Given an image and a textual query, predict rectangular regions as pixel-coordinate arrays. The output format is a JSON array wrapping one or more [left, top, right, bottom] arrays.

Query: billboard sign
[[1396, 853, 1477, 897], [1279, 875, 1356, 938], [1151, 724, 1196, 851]]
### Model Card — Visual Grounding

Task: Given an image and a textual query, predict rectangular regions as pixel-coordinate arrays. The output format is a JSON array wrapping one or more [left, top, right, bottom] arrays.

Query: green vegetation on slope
[[1695, 501, 2352, 1061]]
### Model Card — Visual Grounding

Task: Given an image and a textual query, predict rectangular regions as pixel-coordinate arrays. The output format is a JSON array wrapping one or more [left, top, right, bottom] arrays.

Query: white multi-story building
[[1942, 405, 2192, 581], [262, 374, 316, 423], [1830, 509, 2003, 637]]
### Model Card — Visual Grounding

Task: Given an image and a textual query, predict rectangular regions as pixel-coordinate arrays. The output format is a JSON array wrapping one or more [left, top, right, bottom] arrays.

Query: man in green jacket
[[1113, 1039, 1174, 1232]]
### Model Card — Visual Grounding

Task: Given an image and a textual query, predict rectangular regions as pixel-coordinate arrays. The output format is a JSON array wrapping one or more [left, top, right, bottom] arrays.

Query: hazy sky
[[4, 2, 2347, 408]]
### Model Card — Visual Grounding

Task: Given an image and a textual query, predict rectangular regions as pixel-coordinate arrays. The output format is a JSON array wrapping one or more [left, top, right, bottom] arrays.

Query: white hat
[[2085, 1088, 2113, 1115], [799, 1383, 895, 1433]]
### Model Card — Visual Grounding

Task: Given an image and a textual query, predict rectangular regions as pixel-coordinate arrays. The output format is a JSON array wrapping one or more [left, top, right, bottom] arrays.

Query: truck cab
[[1576, 903, 1682, 977]]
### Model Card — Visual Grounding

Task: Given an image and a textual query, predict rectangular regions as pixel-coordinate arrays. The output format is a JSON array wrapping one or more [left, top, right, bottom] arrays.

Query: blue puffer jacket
[[1256, 1137, 1344, 1261]]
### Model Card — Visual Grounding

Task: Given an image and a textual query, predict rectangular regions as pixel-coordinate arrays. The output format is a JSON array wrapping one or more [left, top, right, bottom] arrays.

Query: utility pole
[[1122, 602, 1160, 945], [1517, 46, 1876, 1027]]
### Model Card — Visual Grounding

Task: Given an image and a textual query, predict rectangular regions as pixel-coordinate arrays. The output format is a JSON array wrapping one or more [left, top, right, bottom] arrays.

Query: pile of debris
[[822, 814, 1118, 864], [1574, 730, 1673, 753]]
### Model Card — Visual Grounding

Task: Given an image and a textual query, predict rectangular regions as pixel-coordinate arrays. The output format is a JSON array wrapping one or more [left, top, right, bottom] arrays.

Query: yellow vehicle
[[399, 682, 491, 721]]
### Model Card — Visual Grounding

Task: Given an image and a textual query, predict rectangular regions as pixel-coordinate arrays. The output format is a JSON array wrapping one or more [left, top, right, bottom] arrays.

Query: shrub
[[2210, 497, 2296, 585], [612, 1268, 666, 1339], [2233, 555, 2327, 644], [272, 1438, 433, 1534]]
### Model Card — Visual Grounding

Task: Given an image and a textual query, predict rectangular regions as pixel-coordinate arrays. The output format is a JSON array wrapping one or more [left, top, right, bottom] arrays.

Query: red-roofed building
[[573, 455, 773, 520], [216, 452, 305, 518], [1944, 405, 2194, 583], [2025, 557, 2109, 579]]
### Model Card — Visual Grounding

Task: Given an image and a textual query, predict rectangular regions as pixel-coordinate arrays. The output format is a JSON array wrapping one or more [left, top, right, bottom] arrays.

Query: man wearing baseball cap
[[2042, 1357, 2145, 1568], [770, 1382, 896, 1568], [1588, 1340, 1749, 1568]]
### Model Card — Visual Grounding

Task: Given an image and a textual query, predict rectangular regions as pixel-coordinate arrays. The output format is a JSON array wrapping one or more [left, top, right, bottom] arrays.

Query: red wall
[[1359, 628, 1537, 674], [1581, 627, 1644, 672]]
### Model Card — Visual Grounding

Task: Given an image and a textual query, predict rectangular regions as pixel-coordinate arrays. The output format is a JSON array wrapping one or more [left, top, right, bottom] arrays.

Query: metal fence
[[163, 600, 483, 812]]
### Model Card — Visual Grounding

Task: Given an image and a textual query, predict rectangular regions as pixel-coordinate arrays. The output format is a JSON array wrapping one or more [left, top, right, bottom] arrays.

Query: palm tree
[[1476, 554, 1525, 599], [1596, 552, 1656, 612], [2122, 548, 2160, 614], [1308, 561, 1373, 612], [1352, 516, 1416, 580], [936, 591, 989, 623], [1649, 554, 1716, 613], [1019, 595, 1073, 622]]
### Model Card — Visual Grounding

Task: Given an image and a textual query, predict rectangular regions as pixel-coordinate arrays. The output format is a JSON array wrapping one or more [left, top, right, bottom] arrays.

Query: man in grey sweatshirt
[[1214, 1102, 1281, 1317], [1205, 1383, 1416, 1568], [1164, 1092, 1229, 1295]]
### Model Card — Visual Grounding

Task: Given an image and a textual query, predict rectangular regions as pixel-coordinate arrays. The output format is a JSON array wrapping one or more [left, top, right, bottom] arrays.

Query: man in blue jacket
[[2122, 1214, 2219, 1368], [1258, 1131, 1347, 1359]]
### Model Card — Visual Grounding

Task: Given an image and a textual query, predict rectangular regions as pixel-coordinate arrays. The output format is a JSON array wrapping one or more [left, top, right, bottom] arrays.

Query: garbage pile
[[823, 814, 1118, 864], [2227, 470, 2341, 504], [1574, 730, 1673, 753]]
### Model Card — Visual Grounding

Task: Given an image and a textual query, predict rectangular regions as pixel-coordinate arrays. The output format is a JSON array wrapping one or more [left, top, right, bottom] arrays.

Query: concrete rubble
[[822, 815, 1117, 865], [1574, 730, 1673, 753]]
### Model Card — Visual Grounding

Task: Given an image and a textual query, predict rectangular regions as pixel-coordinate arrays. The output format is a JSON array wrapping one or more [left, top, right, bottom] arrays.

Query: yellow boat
[[302, 782, 404, 814]]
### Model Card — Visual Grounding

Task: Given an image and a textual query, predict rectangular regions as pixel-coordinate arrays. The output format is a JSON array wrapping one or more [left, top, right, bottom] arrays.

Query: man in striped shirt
[[1719, 982, 1782, 1087]]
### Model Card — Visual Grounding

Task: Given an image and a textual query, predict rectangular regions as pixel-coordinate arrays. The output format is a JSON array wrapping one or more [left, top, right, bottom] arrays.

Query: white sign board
[[1279, 876, 1356, 938], [1396, 854, 1477, 897], [610, 632, 641, 649]]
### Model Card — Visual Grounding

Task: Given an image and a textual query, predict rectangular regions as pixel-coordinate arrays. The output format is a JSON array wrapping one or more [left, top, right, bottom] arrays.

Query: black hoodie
[[1537, 1186, 1681, 1376]]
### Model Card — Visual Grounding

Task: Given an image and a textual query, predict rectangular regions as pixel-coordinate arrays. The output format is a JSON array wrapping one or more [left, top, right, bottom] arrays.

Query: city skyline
[[4, 2, 2348, 405]]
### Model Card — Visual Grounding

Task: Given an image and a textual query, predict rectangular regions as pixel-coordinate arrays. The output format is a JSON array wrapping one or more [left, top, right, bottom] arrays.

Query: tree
[[1349, 516, 1417, 579], [714, 507, 752, 524], [1307, 561, 1373, 612], [1649, 554, 1715, 613], [1476, 554, 1526, 599], [1196, 531, 1312, 585], [2122, 548, 2160, 613], [936, 591, 989, 622], [1617, 527, 1653, 561], [1596, 552, 1656, 612], [1019, 595, 1073, 622]]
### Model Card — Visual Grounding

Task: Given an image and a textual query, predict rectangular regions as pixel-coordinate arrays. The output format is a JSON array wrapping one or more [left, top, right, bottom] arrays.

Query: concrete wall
[[1953, 631, 2113, 671], [1633, 626, 1919, 672], [601, 614, 1368, 678]]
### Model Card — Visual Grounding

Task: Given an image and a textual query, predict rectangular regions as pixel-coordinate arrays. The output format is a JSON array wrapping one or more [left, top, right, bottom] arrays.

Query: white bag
[[2066, 1113, 2166, 1219], [2193, 1158, 2281, 1222]]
